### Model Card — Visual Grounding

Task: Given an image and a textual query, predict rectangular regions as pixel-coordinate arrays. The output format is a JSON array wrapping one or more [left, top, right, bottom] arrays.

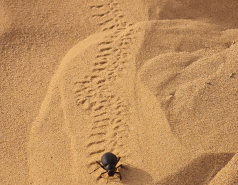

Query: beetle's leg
[[115, 172, 122, 180], [89, 166, 101, 174], [96, 161, 106, 170], [106, 175, 109, 184], [115, 156, 121, 165], [90, 161, 106, 174], [99, 171, 107, 179], [117, 157, 121, 163], [116, 164, 122, 169]]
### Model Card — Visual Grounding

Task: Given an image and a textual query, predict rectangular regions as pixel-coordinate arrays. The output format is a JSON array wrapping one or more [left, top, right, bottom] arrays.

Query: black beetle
[[90, 152, 122, 182]]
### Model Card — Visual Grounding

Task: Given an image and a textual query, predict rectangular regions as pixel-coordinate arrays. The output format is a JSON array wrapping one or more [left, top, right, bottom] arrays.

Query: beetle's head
[[106, 164, 116, 176], [108, 170, 115, 176]]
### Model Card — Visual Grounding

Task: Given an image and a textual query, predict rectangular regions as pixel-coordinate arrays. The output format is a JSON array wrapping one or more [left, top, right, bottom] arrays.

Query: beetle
[[90, 152, 122, 183]]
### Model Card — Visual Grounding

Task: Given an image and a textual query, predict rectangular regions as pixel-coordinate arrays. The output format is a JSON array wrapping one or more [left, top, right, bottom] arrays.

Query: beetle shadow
[[155, 153, 235, 185], [98, 163, 153, 184], [118, 164, 153, 184]]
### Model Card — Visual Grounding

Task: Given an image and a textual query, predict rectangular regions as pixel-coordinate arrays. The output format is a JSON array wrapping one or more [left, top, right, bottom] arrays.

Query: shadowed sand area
[[1, 0, 238, 184]]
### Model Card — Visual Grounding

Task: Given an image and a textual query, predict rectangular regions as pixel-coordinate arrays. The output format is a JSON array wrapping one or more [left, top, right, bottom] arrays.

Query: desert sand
[[1, 0, 238, 184]]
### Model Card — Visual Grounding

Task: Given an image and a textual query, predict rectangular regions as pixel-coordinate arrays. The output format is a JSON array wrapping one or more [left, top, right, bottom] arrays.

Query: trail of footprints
[[73, 0, 135, 178], [90, 0, 133, 32]]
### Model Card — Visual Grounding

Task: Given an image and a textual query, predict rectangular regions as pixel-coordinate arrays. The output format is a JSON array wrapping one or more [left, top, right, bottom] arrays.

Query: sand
[[1, 0, 238, 184]]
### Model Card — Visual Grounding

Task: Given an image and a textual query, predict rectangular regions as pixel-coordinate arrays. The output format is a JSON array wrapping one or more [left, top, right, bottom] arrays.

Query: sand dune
[[1, 0, 238, 184], [139, 37, 238, 152], [27, 19, 191, 184]]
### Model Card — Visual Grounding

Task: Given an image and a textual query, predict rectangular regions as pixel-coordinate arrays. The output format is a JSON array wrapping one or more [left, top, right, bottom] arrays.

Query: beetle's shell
[[101, 152, 118, 166]]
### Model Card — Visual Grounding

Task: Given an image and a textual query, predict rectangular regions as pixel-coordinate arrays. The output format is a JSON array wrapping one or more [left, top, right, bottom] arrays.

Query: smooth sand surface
[[1, 0, 238, 184]]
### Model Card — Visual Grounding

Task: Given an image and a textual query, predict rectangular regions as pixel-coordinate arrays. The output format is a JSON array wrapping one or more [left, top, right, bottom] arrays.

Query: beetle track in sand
[[72, 0, 135, 175]]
